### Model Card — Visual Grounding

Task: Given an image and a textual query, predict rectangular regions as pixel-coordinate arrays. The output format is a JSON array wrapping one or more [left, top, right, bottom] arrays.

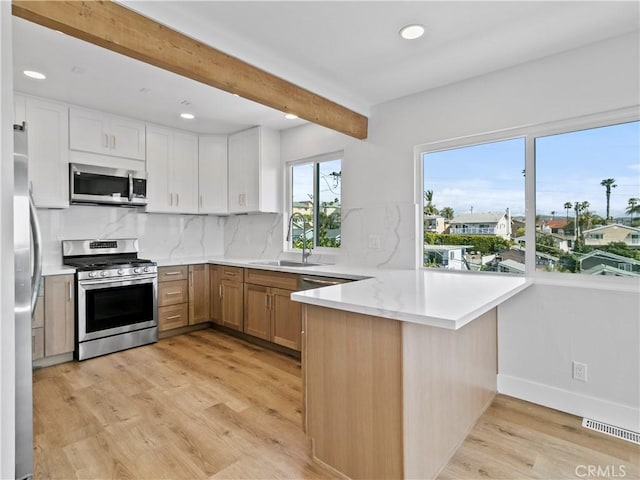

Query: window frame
[[285, 151, 343, 253], [414, 105, 639, 290]]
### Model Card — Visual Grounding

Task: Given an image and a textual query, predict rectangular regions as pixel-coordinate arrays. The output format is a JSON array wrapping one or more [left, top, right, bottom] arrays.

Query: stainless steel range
[[62, 238, 158, 361]]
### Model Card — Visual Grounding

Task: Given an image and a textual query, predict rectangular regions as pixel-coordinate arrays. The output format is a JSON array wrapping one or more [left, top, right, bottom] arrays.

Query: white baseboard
[[498, 374, 640, 433]]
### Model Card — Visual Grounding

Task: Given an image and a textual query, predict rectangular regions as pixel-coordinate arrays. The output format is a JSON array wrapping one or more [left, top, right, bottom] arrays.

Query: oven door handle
[[79, 274, 157, 288]]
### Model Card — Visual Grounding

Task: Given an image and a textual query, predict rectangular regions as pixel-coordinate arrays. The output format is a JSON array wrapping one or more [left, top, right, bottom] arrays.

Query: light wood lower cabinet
[[158, 303, 189, 331], [221, 268, 244, 331], [271, 287, 302, 350], [244, 269, 301, 351], [209, 265, 222, 324], [244, 283, 271, 339], [44, 274, 75, 357], [158, 266, 189, 332], [188, 264, 209, 325], [303, 305, 497, 480]]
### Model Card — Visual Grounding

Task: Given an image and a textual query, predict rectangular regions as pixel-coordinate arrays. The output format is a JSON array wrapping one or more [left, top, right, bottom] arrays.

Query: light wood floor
[[33, 329, 639, 479]]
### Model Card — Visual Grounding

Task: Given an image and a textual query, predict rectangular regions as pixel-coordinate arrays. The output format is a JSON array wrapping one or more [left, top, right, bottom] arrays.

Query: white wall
[[0, 2, 15, 477], [277, 31, 640, 430]]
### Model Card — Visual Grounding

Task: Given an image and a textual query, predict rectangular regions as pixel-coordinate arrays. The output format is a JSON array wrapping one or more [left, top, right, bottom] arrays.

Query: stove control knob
[[88, 272, 97, 278], [133, 267, 141, 274], [143, 266, 150, 273], [117, 269, 124, 275], [100, 271, 108, 277]]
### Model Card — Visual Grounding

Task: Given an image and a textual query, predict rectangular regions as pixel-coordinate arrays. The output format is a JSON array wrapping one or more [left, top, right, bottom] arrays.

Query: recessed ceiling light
[[180, 113, 195, 120], [284, 113, 298, 120], [399, 24, 425, 40], [23, 70, 46, 80]]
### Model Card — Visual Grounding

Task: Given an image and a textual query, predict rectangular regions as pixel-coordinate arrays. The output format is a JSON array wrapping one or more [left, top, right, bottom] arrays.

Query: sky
[[292, 158, 342, 205], [423, 121, 640, 219]]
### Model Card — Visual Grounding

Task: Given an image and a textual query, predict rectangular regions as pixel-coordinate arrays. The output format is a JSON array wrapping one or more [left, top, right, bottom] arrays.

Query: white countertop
[[47, 255, 532, 330], [42, 265, 76, 276], [291, 269, 532, 330]]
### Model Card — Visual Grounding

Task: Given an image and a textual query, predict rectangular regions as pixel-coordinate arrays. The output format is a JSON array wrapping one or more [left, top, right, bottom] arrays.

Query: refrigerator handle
[[29, 192, 43, 317]]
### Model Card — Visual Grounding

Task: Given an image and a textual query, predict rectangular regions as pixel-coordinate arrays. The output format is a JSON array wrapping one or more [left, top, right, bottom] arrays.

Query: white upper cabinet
[[228, 126, 280, 214], [69, 106, 146, 161], [21, 95, 69, 208], [146, 125, 198, 214], [198, 135, 228, 214]]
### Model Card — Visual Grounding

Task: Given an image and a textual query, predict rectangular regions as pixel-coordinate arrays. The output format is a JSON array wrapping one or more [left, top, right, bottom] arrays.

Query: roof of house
[[578, 249, 640, 266], [582, 264, 640, 277], [544, 219, 569, 229], [498, 259, 525, 273], [424, 244, 474, 251], [450, 212, 506, 224], [582, 223, 640, 234]]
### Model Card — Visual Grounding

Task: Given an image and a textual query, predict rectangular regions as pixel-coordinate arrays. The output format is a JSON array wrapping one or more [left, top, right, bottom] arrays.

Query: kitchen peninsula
[[291, 269, 531, 480]]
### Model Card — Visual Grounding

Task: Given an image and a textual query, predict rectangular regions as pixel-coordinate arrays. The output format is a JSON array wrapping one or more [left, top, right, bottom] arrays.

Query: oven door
[[77, 274, 157, 342]]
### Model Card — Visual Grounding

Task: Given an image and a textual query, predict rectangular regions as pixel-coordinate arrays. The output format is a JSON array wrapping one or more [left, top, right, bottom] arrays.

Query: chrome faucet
[[286, 212, 312, 263]]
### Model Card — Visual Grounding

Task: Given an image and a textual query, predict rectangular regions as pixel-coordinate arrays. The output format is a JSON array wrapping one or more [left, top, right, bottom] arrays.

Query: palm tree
[[423, 190, 438, 215], [600, 178, 617, 221], [440, 206, 454, 220], [574, 201, 590, 243], [550, 211, 557, 220], [626, 197, 640, 218], [563, 202, 572, 223]]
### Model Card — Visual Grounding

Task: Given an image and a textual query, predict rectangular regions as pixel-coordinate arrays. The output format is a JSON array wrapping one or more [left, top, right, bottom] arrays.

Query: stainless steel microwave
[[70, 163, 147, 207]]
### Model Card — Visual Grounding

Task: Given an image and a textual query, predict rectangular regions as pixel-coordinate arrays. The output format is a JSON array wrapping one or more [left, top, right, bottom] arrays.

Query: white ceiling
[[13, 1, 640, 135]]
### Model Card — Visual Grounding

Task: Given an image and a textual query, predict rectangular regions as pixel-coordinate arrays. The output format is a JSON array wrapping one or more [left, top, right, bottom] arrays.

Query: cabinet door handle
[[166, 315, 181, 320], [111, 134, 116, 149], [220, 284, 224, 298], [68, 282, 73, 301], [166, 291, 181, 296], [169, 193, 173, 206], [199, 195, 203, 208], [104, 133, 109, 148], [176, 194, 179, 207], [164, 271, 181, 276]]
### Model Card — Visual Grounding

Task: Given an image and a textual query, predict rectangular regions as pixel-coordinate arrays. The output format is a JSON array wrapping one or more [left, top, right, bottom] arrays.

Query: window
[[536, 121, 640, 276], [421, 138, 525, 273], [289, 154, 342, 249], [418, 112, 639, 282]]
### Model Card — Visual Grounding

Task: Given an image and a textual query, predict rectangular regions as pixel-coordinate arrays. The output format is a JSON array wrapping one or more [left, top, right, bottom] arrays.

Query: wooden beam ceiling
[[12, 0, 368, 139]]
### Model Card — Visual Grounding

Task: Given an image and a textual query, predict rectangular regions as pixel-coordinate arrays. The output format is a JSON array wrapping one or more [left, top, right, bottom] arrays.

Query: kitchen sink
[[249, 260, 327, 268]]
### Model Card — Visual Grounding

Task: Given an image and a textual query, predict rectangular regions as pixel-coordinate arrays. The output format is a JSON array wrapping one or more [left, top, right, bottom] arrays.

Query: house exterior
[[449, 210, 512, 240], [578, 249, 640, 275], [423, 245, 472, 270], [494, 246, 559, 273], [583, 224, 640, 248], [540, 219, 570, 235], [424, 214, 447, 234]]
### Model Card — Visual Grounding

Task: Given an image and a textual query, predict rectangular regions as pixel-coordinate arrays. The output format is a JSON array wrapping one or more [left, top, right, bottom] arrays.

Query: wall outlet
[[573, 361, 588, 382], [368, 234, 381, 250]]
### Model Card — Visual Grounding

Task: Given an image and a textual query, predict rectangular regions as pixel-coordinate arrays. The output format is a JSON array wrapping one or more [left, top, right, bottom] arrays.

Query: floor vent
[[582, 418, 640, 445]]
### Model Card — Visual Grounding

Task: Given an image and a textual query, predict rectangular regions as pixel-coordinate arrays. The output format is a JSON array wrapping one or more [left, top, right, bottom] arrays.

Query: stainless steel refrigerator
[[14, 123, 43, 480]]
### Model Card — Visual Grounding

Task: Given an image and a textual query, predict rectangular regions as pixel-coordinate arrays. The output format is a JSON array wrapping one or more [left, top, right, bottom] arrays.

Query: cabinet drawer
[[158, 266, 188, 282], [32, 327, 44, 361], [158, 280, 188, 306], [158, 304, 189, 331], [245, 269, 298, 290], [221, 266, 244, 282]]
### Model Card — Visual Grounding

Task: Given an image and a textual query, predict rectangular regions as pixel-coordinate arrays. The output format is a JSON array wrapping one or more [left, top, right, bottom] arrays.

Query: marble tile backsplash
[[37, 202, 418, 269], [222, 202, 418, 269], [37, 205, 225, 265]]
